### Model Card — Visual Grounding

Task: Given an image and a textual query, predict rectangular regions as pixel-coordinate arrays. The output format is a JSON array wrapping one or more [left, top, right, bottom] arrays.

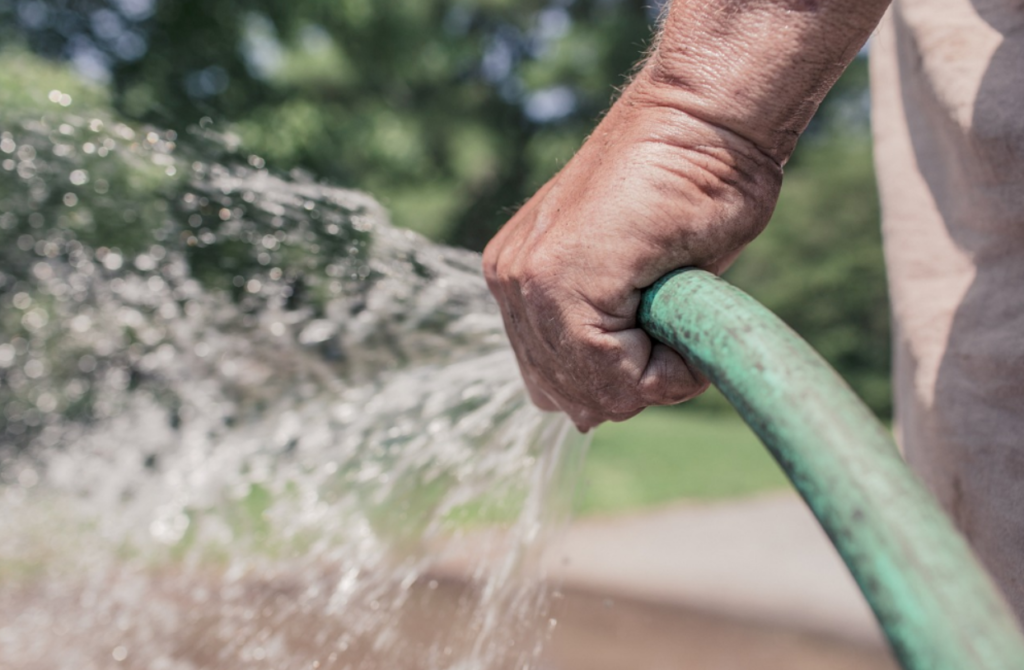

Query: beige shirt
[[871, 0, 1024, 623]]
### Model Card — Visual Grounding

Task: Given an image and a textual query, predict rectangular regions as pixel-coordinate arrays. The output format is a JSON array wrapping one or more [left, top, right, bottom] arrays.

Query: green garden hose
[[638, 268, 1024, 670]]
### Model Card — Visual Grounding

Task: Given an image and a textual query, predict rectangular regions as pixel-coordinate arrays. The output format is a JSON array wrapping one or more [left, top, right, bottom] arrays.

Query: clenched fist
[[483, 70, 782, 431]]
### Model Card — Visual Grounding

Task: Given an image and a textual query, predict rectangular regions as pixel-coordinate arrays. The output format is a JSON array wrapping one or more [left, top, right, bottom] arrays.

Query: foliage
[[3, 4, 892, 415], [3, 0, 659, 245]]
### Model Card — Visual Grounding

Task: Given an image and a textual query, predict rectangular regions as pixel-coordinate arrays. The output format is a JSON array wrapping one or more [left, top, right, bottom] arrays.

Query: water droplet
[[12, 292, 32, 309], [77, 355, 97, 373], [101, 252, 123, 271], [134, 254, 156, 272], [112, 646, 128, 661], [70, 315, 92, 333], [31, 263, 53, 280], [23, 359, 45, 379], [36, 393, 58, 413], [0, 344, 14, 368], [18, 468, 39, 488], [22, 309, 49, 331]]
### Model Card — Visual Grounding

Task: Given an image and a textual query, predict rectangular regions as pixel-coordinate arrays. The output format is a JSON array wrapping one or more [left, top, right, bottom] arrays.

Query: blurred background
[[1, 0, 889, 428], [1, 1, 894, 667]]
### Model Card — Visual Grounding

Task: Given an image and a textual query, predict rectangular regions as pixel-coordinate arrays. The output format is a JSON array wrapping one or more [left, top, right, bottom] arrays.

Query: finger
[[596, 327, 651, 381], [503, 325, 562, 413], [529, 374, 600, 431], [582, 328, 651, 416], [565, 405, 607, 433], [524, 372, 625, 432], [554, 388, 643, 432], [522, 371, 560, 412], [639, 342, 709, 405], [569, 404, 643, 432]]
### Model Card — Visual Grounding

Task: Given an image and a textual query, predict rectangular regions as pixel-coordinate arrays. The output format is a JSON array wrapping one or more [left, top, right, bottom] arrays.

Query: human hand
[[483, 71, 783, 431]]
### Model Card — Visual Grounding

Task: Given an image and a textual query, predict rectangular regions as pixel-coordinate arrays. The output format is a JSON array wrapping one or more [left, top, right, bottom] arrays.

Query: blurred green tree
[[2, 0, 660, 246], [2, 3, 890, 414]]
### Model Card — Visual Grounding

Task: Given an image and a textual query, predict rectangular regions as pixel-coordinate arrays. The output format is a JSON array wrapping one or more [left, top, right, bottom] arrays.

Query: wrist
[[608, 75, 785, 220], [634, 0, 889, 164]]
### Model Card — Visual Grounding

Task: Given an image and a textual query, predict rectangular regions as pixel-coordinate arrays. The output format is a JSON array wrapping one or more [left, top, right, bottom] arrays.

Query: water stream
[[0, 76, 588, 669]]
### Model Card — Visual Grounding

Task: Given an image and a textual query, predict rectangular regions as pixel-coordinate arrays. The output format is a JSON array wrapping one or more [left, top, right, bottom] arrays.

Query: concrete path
[[544, 492, 885, 646]]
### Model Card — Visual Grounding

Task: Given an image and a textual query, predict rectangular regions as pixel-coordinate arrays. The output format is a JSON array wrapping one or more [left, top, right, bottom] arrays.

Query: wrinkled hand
[[483, 72, 783, 431]]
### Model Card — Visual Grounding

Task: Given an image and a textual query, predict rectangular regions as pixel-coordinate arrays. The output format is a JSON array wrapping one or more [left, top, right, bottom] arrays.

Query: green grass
[[575, 403, 792, 516]]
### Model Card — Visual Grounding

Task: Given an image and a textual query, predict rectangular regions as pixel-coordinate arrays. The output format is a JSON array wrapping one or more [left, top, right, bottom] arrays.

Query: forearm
[[634, 0, 890, 164]]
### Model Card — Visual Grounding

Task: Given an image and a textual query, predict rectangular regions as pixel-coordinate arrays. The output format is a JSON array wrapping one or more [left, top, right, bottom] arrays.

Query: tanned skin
[[483, 0, 891, 431]]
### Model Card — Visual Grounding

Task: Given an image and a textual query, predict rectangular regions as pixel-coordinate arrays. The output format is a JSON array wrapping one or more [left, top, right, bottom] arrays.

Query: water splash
[[0, 59, 588, 669]]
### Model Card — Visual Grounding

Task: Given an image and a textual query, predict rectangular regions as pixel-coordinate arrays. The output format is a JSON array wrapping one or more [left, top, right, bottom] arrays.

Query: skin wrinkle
[[677, 149, 746, 189], [654, 1, 888, 160], [634, 82, 785, 168]]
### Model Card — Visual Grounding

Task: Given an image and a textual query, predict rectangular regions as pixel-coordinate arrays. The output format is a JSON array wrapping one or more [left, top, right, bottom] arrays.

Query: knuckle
[[482, 247, 509, 290], [607, 408, 642, 423], [515, 256, 558, 299], [590, 384, 642, 417], [482, 257, 499, 287], [655, 376, 710, 405]]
